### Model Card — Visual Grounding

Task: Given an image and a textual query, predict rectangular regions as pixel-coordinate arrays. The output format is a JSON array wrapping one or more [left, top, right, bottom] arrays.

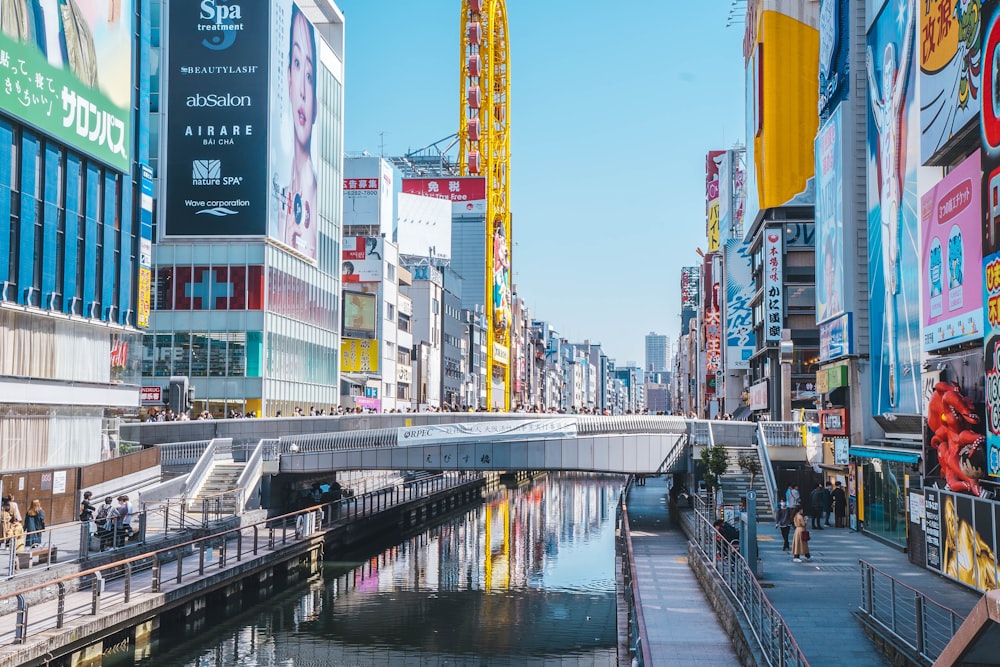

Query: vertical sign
[[764, 230, 783, 341], [137, 164, 153, 328], [866, 0, 921, 415], [724, 238, 754, 369], [706, 150, 724, 252], [816, 105, 845, 325], [924, 488, 941, 570], [982, 0, 1000, 473]]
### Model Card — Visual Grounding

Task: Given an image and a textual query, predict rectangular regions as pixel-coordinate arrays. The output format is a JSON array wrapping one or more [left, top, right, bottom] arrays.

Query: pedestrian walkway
[[626, 477, 741, 665], [756, 515, 979, 667], [626, 475, 983, 666]]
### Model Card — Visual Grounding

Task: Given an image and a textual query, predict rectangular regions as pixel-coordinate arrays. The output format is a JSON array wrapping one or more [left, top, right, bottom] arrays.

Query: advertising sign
[[164, 0, 269, 239], [343, 292, 377, 335], [342, 236, 383, 283], [985, 251, 1000, 474], [921, 150, 983, 350], [137, 165, 154, 328], [763, 229, 783, 341], [724, 239, 754, 369], [140, 386, 162, 404], [866, 0, 921, 415], [344, 157, 395, 230], [704, 306, 721, 372], [397, 419, 577, 446], [341, 338, 379, 373], [706, 150, 724, 252], [680, 266, 700, 310], [920, 0, 981, 164], [268, 1, 323, 261], [816, 106, 846, 324], [749, 379, 768, 411], [985, 1, 1000, 257], [171, 266, 264, 310], [402, 177, 486, 215], [818, 0, 848, 114], [0, 0, 132, 170], [820, 312, 853, 361], [924, 489, 1000, 593]]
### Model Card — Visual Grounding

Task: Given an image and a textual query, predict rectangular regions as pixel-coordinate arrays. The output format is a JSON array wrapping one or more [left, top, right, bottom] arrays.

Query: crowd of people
[[1, 494, 46, 558], [775, 481, 848, 563], [143, 404, 671, 421], [79, 491, 135, 550]]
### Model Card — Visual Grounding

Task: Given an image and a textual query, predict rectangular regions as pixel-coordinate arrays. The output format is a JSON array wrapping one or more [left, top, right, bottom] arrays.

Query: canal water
[[108, 473, 625, 666]]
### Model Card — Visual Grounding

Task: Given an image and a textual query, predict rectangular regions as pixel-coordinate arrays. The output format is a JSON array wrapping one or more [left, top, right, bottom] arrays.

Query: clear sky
[[336, 0, 747, 366]]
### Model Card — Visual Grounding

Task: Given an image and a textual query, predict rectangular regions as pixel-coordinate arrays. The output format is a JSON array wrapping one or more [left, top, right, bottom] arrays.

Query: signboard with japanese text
[[0, 0, 133, 171], [920, 0, 981, 164], [341, 338, 379, 372], [706, 150, 724, 252], [867, 0, 921, 415], [923, 488, 1000, 593], [984, 250, 1000, 475], [680, 266, 700, 310], [763, 230, 783, 341], [750, 379, 768, 411], [705, 306, 722, 372], [921, 150, 983, 350], [140, 386, 162, 404], [137, 165, 153, 327], [820, 312, 853, 361], [402, 176, 486, 215], [344, 157, 396, 230]]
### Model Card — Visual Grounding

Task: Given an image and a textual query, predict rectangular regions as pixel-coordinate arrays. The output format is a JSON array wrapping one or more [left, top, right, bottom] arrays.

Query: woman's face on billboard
[[289, 13, 315, 150]]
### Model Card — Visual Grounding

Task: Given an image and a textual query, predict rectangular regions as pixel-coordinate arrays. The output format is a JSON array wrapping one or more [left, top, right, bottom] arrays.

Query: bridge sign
[[398, 419, 577, 446]]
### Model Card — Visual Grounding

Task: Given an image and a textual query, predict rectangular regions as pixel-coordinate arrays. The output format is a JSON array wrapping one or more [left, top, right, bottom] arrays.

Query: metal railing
[[858, 560, 965, 663], [156, 439, 213, 467], [0, 471, 480, 645], [617, 482, 652, 667], [756, 428, 780, 509], [757, 422, 806, 447], [688, 496, 807, 667]]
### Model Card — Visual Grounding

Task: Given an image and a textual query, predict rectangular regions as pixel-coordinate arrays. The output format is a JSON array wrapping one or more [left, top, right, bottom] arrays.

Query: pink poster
[[920, 150, 983, 351]]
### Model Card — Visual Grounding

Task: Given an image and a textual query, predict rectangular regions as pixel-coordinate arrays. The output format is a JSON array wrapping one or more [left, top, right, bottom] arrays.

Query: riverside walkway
[[626, 476, 982, 666]]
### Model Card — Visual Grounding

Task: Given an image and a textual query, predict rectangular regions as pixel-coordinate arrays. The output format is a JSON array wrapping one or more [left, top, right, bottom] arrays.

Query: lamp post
[[780, 328, 793, 421]]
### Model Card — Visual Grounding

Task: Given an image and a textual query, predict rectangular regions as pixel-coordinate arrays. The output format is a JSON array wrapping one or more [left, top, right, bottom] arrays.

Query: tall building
[[644, 332, 669, 373], [146, 0, 345, 418], [0, 0, 150, 467]]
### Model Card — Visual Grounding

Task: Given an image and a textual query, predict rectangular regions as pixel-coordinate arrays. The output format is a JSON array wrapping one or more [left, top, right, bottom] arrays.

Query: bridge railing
[[758, 422, 806, 447], [687, 496, 807, 667], [617, 481, 653, 667], [156, 439, 213, 467], [858, 559, 964, 663], [755, 427, 780, 509]]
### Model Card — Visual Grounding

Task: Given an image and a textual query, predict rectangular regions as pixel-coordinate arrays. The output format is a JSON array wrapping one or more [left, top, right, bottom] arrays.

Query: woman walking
[[791, 507, 811, 562], [24, 500, 45, 547]]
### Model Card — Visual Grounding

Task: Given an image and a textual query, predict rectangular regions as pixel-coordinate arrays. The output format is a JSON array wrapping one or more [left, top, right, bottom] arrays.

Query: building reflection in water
[[116, 473, 626, 666]]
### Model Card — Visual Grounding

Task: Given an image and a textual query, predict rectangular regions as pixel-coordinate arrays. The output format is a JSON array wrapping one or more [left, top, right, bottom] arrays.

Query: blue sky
[[337, 0, 746, 366]]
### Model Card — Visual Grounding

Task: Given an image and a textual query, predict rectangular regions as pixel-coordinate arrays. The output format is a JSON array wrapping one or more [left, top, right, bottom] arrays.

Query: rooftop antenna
[[378, 131, 386, 157]]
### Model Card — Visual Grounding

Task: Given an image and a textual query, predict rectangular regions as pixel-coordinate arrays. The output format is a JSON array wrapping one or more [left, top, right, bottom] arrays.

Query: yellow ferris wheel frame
[[459, 0, 511, 411]]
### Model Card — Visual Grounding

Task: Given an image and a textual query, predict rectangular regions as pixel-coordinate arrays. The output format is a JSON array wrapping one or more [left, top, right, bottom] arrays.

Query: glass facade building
[[143, 1, 345, 418], [0, 3, 151, 467]]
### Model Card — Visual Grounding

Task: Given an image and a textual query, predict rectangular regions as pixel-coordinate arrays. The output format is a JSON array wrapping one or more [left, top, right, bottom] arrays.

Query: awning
[[849, 446, 920, 463], [732, 406, 753, 421]]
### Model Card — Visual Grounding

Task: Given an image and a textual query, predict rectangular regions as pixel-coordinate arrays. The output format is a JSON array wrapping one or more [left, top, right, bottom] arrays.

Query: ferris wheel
[[459, 0, 511, 410]]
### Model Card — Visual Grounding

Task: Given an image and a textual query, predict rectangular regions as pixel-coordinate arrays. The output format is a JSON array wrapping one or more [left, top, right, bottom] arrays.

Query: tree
[[700, 444, 729, 496], [737, 454, 762, 489]]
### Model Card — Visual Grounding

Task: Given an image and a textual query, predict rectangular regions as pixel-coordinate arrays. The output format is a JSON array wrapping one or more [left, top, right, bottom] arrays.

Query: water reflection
[[114, 473, 625, 666]]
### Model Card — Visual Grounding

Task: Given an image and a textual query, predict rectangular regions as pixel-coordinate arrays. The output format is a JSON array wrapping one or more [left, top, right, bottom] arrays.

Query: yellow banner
[[137, 267, 151, 328], [341, 338, 380, 373]]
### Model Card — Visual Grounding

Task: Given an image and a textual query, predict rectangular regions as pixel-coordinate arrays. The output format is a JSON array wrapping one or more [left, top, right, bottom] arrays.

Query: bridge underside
[[279, 433, 688, 475]]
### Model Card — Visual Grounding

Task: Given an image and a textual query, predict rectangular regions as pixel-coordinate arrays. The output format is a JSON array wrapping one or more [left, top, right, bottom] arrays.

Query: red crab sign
[[927, 381, 989, 497]]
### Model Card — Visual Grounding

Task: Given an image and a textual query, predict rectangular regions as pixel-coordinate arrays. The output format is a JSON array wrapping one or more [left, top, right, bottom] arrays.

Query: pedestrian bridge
[[272, 415, 691, 476]]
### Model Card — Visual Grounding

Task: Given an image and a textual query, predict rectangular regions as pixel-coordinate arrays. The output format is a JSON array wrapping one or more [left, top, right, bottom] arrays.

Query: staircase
[[190, 462, 245, 515], [719, 447, 773, 522]]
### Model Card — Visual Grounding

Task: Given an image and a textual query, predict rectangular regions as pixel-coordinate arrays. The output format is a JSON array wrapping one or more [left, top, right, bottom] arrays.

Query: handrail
[[618, 481, 653, 667], [234, 439, 267, 511], [688, 499, 808, 666], [858, 559, 965, 663], [183, 438, 223, 500], [756, 425, 779, 508]]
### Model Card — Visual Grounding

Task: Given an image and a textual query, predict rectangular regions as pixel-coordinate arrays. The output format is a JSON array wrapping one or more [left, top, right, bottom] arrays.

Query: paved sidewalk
[[756, 516, 980, 667], [626, 477, 740, 665]]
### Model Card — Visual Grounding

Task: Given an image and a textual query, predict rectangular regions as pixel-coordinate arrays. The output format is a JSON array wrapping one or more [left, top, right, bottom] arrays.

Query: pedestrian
[[2, 495, 21, 523], [23, 500, 44, 547], [809, 484, 825, 529], [791, 507, 811, 562], [823, 482, 834, 526], [832, 480, 848, 527], [774, 499, 792, 551], [785, 484, 800, 511]]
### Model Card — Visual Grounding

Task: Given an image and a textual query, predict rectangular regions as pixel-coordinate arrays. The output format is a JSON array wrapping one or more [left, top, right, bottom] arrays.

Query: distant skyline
[[337, 0, 746, 364]]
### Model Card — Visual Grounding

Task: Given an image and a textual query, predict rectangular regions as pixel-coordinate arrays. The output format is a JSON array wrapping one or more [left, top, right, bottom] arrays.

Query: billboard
[[718, 149, 746, 246], [402, 177, 486, 215], [743, 0, 819, 224], [924, 489, 998, 592], [706, 150, 724, 252], [341, 338, 379, 373], [820, 312, 853, 361], [763, 229, 783, 342], [0, 0, 132, 171], [919, 0, 981, 164], [344, 157, 395, 229], [164, 0, 269, 238], [724, 239, 754, 369], [984, 0, 1000, 257], [680, 266, 700, 310], [921, 150, 983, 351], [866, 0, 921, 415], [985, 251, 1000, 472], [818, 0, 849, 114], [342, 236, 383, 283], [816, 106, 846, 325], [170, 266, 264, 310], [137, 165, 154, 328], [268, 1, 322, 261], [342, 292, 377, 335]]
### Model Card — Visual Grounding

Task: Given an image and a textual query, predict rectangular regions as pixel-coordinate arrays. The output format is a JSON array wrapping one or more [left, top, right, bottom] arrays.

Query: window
[[386, 303, 395, 320]]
